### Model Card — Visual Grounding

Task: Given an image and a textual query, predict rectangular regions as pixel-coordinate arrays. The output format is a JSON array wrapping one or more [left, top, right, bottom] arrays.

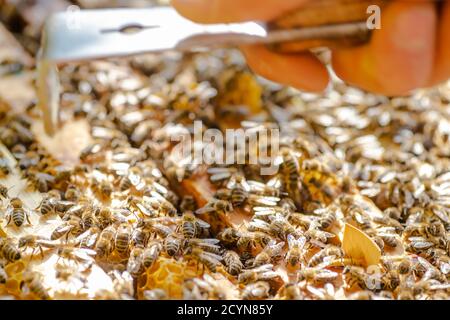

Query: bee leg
[[39, 246, 44, 259], [26, 213, 32, 225], [27, 248, 35, 262], [5, 214, 11, 226]]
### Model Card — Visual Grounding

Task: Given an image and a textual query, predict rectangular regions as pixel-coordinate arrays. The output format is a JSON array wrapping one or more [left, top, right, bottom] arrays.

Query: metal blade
[[41, 7, 267, 63]]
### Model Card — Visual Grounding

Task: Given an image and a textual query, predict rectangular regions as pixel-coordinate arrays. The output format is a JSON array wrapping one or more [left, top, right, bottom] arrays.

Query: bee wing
[[199, 251, 223, 262], [376, 226, 397, 233], [71, 248, 97, 261], [309, 239, 327, 249], [128, 173, 141, 186], [259, 271, 278, 279], [247, 180, 265, 192], [297, 236, 307, 249], [149, 190, 167, 203], [194, 238, 220, 245], [152, 224, 173, 235], [251, 264, 274, 272], [250, 196, 280, 206], [195, 218, 210, 229], [430, 205, 449, 224], [306, 285, 325, 299], [439, 262, 450, 275], [152, 182, 169, 195], [315, 256, 335, 269], [136, 203, 154, 217], [209, 172, 232, 182], [324, 283, 335, 297], [248, 219, 271, 232], [195, 205, 216, 214], [410, 239, 434, 249], [253, 206, 277, 215], [287, 234, 296, 248], [322, 231, 336, 239], [267, 176, 282, 189]]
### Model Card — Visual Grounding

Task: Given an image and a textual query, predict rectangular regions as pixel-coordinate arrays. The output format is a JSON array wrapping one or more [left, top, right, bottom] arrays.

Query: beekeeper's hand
[[172, 0, 449, 96]]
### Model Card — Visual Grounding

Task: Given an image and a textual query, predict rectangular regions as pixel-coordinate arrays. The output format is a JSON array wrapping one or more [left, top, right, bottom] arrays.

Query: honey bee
[[238, 264, 278, 284], [142, 240, 163, 269], [27, 172, 55, 193], [308, 245, 343, 267], [178, 212, 210, 239], [371, 236, 385, 252], [115, 223, 132, 256], [81, 207, 98, 230], [301, 159, 338, 200], [278, 283, 303, 300], [95, 225, 116, 258], [287, 213, 312, 230], [0, 238, 21, 262], [146, 190, 178, 216], [190, 247, 223, 272], [237, 231, 272, 252], [186, 238, 222, 255], [0, 264, 7, 284], [56, 246, 96, 264], [95, 207, 117, 228], [37, 197, 57, 216], [6, 197, 31, 227], [228, 176, 249, 207], [131, 228, 148, 248], [51, 216, 82, 241], [118, 175, 132, 192], [421, 248, 450, 274], [242, 281, 271, 300], [314, 206, 337, 230], [0, 183, 10, 198], [268, 214, 299, 240], [305, 225, 335, 245], [412, 256, 445, 281], [18, 235, 56, 259], [64, 184, 80, 201], [217, 227, 241, 247], [223, 250, 243, 275], [164, 233, 182, 256], [347, 290, 374, 300], [278, 149, 301, 204], [298, 266, 339, 285], [80, 143, 103, 162], [380, 270, 400, 291], [179, 195, 197, 213], [252, 240, 284, 267], [22, 272, 50, 300], [404, 222, 445, 239], [127, 247, 144, 278], [405, 237, 435, 253], [343, 266, 368, 290], [378, 232, 399, 248], [195, 198, 233, 216], [285, 235, 306, 271], [396, 258, 412, 275]]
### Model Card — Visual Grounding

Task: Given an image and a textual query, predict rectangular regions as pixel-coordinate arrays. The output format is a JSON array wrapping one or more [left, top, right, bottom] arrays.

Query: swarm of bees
[[0, 5, 449, 299]]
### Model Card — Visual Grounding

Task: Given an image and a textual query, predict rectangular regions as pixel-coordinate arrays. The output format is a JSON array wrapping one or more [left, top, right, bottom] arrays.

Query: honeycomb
[[137, 257, 196, 299]]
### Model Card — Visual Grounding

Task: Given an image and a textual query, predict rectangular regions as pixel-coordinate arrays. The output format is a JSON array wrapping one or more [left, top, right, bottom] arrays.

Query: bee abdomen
[[115, 233, 130, 254], [223, 251, 243, 275], [12, 208, 25, 227], [2, 243, 21, 262]]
